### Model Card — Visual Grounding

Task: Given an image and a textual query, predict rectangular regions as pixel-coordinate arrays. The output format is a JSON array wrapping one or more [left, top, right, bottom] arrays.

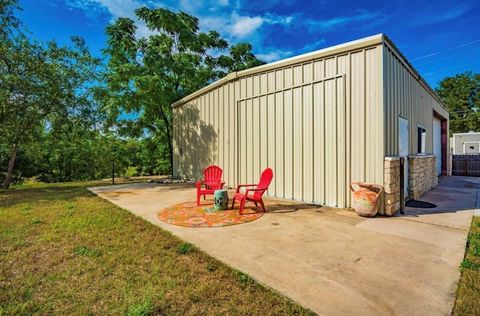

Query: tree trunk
[[46, 156, 57, 182], [111, 161, 115, 185], [1, 143, 17, 189], [158, 106, 174, 176], [167, 130, 174, 177]]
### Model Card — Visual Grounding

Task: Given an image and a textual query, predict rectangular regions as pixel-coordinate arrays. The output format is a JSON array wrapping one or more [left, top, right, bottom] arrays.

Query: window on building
[[417, 127, 426, 154]]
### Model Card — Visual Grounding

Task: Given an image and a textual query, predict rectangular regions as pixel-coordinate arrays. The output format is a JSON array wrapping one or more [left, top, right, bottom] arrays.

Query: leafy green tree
[[0, 0, 101, 188], [101, 7, 264, 175], [31, 127, 101, 183], [0, 0, 19, 38], [436, 72, 480, 135], [218, 42, 265, 73], [1, 2, 265, 186]]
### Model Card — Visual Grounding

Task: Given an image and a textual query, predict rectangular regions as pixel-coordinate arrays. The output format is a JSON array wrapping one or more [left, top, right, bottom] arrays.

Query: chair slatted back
[[203, 165, 223, 190], [253, 168, 273, 200]]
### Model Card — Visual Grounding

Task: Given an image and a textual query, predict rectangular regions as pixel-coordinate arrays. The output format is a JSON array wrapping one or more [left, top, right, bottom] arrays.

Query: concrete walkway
[[89, 176, 479, 315]]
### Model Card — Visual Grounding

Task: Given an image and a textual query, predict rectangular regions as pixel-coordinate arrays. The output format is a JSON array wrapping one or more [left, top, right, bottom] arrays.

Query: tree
[[218, 42, 265, 73], [436, 72, 480, 135], [0, 0, 19, 39], [0, 2, 265, 187], [0, 0, 101, 188], [101, 7, 264, 175]]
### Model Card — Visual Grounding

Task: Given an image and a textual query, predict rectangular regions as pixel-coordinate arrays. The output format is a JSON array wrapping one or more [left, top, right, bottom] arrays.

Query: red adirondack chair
[[196, 165, 225, 206], [231, 168, 273, 215]]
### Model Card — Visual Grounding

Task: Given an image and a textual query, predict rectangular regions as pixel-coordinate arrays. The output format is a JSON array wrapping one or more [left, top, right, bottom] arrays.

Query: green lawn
[[454, 216, 480, 315], [0, 181, 314, 315]]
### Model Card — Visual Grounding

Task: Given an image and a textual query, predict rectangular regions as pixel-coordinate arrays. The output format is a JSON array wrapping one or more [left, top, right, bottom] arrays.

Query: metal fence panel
[[452, 155, 480, 177]]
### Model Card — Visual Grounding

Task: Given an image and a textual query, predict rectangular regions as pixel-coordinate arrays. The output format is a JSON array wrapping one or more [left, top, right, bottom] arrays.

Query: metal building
[[172, 34, 449, 209], [451, 132, 480, 155]]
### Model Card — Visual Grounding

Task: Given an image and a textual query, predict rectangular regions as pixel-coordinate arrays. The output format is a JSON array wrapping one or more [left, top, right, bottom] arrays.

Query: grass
[[0, 180, 314, 315], [454, 216, 480, 315]]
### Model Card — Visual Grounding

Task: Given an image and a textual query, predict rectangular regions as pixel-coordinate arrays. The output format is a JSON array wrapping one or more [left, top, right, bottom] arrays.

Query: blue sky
[[18, 0, 480, 87]]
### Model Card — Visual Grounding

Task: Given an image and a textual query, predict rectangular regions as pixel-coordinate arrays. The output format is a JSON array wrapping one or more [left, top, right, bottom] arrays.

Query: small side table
[[214, 189, 229, 210]]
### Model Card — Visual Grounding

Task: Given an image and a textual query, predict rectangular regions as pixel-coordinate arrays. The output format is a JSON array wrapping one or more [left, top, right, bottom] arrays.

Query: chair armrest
[[196, 180, 204, 189], [235, 184, 258, 193], [244, 188, 266, 198]]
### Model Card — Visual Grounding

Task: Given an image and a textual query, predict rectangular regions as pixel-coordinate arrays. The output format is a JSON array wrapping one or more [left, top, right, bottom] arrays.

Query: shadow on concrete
[[150, 183, 196, 191], [405, 200, 436, 208], [403, 176, 480, 217], [265, 203, 324, 214]]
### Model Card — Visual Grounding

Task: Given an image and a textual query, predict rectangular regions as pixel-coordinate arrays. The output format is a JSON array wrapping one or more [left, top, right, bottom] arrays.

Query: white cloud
[[230, 14, 264, 37], [228, 12, 292, 38], [136, 24, 155, 38], [200, 16, 228, 30], [65, 0, 296, 61], [305, 10, 383, 31], [414, 3, 474, 26], [65, 0, 108, 17], [95, 0, 142, 19], [264, 13, 293, 25], [256, 49, 293, 62], [66, 0, 161, 38], [66, 0, 293, 39], [179, 0, 204, 12]]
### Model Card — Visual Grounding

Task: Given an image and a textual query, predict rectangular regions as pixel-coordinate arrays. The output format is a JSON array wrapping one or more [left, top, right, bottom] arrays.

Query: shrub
[[176, 242, 193, 254]]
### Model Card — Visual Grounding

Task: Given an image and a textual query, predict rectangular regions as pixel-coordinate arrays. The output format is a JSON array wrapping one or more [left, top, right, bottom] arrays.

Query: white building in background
[[450, 132, 480, 155]]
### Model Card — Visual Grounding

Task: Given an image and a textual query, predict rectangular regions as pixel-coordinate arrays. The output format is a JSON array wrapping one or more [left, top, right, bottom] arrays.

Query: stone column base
[[383, 157, 400, 216]]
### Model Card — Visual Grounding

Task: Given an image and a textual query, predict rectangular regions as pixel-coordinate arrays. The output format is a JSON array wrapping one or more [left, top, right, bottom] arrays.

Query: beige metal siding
[[237, 73, 349, 206], [383, 45, 449, 156], [173, 44, 385, 208]]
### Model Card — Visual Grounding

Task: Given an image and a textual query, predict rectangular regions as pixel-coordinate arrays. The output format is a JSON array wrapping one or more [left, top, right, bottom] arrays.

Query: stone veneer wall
[[383, 157, 400, 216], [408, 155, 438, 200]]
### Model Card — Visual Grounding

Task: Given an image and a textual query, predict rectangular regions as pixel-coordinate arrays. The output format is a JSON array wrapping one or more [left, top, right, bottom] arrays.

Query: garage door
[[433, 116, 442, 176], [237, 75, 347, 207], [399, 117, 409, 197]]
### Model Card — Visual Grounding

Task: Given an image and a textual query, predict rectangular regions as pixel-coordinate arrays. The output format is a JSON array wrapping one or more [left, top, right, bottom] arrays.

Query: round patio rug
[[157, 201, 263, 227]]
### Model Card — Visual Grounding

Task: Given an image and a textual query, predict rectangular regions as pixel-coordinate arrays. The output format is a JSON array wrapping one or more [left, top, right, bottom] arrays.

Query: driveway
[[89, 176, 479, 315]]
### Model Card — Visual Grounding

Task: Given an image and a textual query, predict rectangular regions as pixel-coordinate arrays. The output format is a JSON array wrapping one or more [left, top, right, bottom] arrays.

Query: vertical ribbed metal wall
[[383, 44, 449, 156], [173, 44, 385, 208]]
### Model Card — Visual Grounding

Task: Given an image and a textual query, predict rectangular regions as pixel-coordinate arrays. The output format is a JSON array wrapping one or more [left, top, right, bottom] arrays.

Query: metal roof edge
[[171, 72, 238, 108], [381, 34, 449, 114], [172, 34, 384, 108], [453, 132, 480, 136]]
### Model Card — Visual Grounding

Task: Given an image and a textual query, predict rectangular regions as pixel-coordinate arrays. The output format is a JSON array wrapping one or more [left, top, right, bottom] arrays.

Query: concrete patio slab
[[89, 176, 479, 316]]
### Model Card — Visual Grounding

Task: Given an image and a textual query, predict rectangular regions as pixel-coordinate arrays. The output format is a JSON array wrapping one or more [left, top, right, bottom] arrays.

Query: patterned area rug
[[158, 201, 263, 227]]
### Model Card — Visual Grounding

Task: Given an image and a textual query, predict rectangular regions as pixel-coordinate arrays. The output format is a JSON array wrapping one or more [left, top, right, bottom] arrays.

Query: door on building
[[236, 76, 347, 207], [399, 117, 409, 197], [433, 116, 442, 176]]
